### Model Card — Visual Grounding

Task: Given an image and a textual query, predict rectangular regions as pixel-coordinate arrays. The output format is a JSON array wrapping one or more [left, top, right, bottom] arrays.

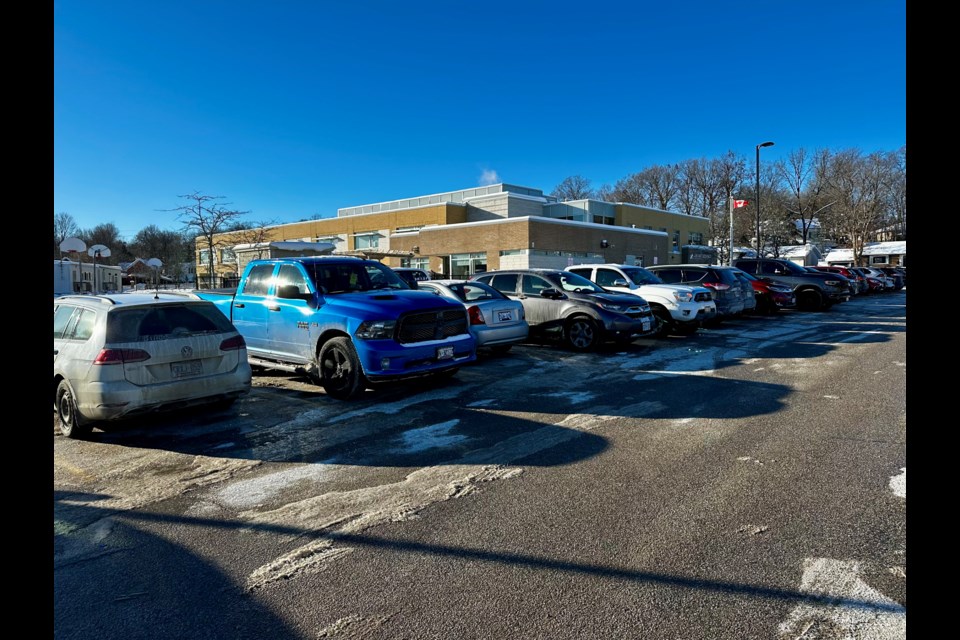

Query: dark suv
[[735, 258, 850, 311], [470, 269, 658, 351], [646, 264, 745, 319]]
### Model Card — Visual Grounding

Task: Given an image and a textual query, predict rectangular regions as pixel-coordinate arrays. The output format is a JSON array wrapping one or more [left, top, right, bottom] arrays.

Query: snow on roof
[[824, 248, 854, 261], [862, 241, 906, 255]]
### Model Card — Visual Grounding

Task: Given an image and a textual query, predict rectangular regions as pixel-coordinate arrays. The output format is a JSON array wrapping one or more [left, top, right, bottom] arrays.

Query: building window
[[315, 236, 341, 245], [354, 234, 381, 250], [450, 252, 487, 277], [401, 257, 430, 269], [199, 249, 213, 264], [673, 230, 680, 252], [219, 248, 236, 264], [871, 255, 887, 264], [688, 232, 704, 245], [593, 215, 615, 225]]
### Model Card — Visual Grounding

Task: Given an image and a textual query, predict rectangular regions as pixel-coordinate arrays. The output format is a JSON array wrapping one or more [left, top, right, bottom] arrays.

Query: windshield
[[305, 261, 410, 293], [554, 271, 606, 294], [621, 267, 662, 285]]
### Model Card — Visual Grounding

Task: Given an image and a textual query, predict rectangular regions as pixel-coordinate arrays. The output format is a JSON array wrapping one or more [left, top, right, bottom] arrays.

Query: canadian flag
[[733, 199, 748, 208]]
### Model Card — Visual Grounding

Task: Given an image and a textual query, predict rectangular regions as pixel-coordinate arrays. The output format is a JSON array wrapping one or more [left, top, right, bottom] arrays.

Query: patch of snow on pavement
[[543, 391, 597, 404], [214, 464, 341, 510], [394, 420, 466, 454], [330, 386, 467, 423], [889, 468, 905, 498], [466, 399, 497, 408], [778, 558, 905, 639]]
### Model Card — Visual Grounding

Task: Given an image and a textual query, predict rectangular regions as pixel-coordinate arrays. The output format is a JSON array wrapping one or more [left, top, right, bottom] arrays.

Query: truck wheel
[[564, 317, 599, 352], [56, 380, 92, 439], [319, 338, 366, 400], [652, 308, 673, 339]]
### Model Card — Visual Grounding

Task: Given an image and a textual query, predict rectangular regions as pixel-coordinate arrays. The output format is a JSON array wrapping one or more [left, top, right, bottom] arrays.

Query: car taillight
[[468, 306, 486, 325], [703, 282, 730, 291], [93, 348, 151, 365], [219, 335, 246, 351]]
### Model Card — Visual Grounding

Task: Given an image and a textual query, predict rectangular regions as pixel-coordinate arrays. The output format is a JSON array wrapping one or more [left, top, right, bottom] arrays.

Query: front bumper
[[358, 333, 476, 379]]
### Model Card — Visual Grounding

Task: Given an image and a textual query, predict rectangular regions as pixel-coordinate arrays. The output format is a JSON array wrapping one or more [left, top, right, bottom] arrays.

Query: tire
[[651, 308, 673, 339], [564, 316, 600, 352], [798, 289, 823, 311], [318, 337, 366, 400], [56, 380, 92, 439]]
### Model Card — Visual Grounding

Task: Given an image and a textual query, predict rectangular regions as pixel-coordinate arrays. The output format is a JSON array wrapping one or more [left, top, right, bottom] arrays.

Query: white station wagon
[[53, 293, 252, 438]]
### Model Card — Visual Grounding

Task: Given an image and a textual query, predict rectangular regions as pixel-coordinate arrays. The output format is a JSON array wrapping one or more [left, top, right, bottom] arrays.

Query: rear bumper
[[473, 322, 529, 348], [74, 365, 252, 422]]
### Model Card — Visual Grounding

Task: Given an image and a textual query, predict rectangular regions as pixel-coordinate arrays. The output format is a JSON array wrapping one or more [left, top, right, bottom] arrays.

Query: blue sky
[[54, 0, 906, 240]]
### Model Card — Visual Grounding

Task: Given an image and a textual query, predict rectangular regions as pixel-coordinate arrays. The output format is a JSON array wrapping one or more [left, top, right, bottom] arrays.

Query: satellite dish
[[146, 258, 163, 268], [60, 237, 86, 253], [88, 244, 111, 258]]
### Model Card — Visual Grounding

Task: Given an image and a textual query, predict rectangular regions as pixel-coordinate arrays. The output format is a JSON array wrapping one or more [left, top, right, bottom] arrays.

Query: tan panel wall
[[392, 220, 668, 273], [615, 204, 710, 264]]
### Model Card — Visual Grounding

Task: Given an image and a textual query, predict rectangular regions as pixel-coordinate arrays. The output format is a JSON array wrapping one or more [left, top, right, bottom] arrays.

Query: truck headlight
[[673, 291, 693, 302], [355, 320, 396, 340]]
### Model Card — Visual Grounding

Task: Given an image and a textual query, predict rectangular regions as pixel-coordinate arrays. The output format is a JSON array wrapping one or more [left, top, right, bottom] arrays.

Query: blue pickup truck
[[195, 256, 476, 399]]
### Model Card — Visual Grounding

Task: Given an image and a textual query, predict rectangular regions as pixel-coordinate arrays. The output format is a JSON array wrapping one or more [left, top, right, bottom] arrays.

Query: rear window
[[107, 303, 236, 342], [715, 269, 740, 285], [449, 282, 506, 302]]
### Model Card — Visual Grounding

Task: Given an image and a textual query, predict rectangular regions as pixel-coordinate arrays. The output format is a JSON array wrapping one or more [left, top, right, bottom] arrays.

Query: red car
[[813, 266, 864, 295], [731, 268, 797, 315]]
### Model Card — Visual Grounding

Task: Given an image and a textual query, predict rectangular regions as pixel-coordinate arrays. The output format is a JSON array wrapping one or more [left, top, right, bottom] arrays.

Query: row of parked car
[[53, 256, 903, 439]]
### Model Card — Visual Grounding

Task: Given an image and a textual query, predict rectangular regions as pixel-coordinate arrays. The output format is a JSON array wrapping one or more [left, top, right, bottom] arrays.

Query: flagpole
[[728, 195, 735, 266]]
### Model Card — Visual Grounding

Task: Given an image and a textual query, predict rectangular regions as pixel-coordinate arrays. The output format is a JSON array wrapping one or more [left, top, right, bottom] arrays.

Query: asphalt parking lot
[[54, 291, 907, 640]]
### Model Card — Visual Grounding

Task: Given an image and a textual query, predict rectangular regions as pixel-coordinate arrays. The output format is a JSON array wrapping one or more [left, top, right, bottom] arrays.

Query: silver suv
[[471, 269, 658, 351]]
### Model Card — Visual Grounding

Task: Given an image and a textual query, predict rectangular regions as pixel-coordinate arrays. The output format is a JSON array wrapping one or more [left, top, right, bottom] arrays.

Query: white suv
[[567, 264, 717, 337], [53, 293, 252, 438]]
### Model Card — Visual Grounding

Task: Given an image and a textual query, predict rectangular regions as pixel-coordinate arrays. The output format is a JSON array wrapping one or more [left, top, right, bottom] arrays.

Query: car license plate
[[496, 310, 513, 322], [437, 346, 454, 360], [642, 320, 650, 332], [171, 359, 202, 378]]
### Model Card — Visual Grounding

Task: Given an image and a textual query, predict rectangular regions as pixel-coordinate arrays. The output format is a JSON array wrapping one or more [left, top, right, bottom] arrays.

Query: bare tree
[[638, 164, 681, 211], [54, 212, 80, 258], [171, 192, 248, 288], [821, 149, 889, 264], [79, 223, 131, 263], [226, 219, 280, 265], [595, 183, 615, 202], [551, 175, 595, 201], [776, 147, 834, 247], [130, 225, 193, 284]]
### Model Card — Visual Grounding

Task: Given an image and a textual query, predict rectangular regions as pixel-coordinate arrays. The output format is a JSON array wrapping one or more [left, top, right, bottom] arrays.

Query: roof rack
[[55, 295, 119, 305]]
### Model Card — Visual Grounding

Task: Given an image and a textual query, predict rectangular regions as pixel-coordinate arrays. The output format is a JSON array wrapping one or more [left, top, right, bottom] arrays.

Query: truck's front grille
[[397, 308, 468, 344], [695, 292, 712, 302]]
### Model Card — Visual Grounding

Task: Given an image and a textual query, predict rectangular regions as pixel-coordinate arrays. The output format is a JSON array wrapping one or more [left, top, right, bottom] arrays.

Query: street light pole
[[755, 141, 774, 257]]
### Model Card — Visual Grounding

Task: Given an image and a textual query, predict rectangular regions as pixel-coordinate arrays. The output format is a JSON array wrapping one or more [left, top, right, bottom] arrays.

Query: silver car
[[418, 280, 529, 354], [54, 293, 252, 438]]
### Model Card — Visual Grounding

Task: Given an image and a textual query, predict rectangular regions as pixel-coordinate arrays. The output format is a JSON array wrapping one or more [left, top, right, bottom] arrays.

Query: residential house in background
[[54, 259, 122, 294], [823, 241, 907, 267]]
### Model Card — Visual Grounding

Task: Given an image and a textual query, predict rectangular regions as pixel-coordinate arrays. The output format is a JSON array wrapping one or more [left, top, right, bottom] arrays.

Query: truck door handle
[[268, 305, 281, 311], [234, 303, 245, 309]]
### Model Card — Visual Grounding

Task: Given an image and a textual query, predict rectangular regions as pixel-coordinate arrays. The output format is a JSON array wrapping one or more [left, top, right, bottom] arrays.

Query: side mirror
[[540, 288, 564, 299], [612, 278, 629, 287]]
